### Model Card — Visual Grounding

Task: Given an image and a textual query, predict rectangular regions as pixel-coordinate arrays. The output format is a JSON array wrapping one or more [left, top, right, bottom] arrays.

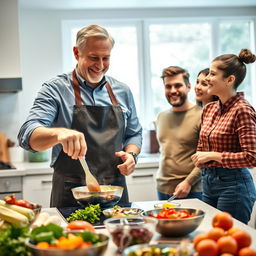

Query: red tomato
[[15, 200, 33, 209], [4, 194, 17, 204], [66, 220, 95, 232]]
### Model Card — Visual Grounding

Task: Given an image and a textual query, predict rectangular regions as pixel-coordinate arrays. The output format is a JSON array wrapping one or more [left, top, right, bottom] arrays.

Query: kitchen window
[[62, 18, 255, 128]]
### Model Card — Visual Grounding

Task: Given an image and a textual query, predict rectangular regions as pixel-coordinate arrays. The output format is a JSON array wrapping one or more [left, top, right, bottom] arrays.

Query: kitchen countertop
[[102, 199, 256, 255], [43, 198, 256, 255], [0, 153, 159, 177]]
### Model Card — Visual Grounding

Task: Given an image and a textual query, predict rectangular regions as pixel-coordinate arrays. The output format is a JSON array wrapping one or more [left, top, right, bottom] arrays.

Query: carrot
[[36, 242, 50, 249]]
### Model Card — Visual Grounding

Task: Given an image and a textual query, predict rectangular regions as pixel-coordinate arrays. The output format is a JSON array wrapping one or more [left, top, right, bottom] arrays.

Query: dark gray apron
[[50, 70, 128, 207]]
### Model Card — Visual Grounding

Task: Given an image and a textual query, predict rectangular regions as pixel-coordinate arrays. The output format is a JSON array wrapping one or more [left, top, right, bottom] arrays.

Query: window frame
[[62, 16, 256, 128]]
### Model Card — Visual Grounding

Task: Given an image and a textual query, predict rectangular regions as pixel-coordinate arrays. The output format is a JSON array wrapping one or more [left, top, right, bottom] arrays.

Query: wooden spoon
[[79, 158, 101, 192]]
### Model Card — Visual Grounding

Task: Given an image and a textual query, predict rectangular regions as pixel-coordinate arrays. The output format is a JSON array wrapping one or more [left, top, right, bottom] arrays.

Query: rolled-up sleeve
[[18, 83, 59, 151]]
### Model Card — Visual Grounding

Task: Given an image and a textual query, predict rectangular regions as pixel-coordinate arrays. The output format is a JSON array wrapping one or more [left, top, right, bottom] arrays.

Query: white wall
[[0, 0, 21, 144], [0, 5, 255, 142], [0, 0, 21, 77]]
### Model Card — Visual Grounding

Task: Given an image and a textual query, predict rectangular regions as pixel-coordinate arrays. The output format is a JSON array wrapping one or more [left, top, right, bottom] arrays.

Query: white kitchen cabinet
[[126, 167, 157, 202], [22, 173, 53, 208], [0, 176, 23, 200]]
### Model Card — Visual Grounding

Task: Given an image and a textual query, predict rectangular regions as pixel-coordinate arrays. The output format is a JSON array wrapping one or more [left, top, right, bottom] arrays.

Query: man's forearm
[[29, 126, 61, 151]]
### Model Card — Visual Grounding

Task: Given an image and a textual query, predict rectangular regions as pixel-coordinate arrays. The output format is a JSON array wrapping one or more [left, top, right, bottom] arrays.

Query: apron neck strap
[[72, 69, 119, 106], [105, 82, 118, 106], [72, 69, 82, 105]]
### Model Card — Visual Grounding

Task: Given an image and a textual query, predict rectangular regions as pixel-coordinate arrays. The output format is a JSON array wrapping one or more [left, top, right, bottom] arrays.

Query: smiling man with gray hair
[[18, 24, 142, 208]]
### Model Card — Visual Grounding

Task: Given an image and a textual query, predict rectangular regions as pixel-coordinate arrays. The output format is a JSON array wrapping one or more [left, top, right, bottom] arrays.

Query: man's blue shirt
[[18, 71, 142, 166]]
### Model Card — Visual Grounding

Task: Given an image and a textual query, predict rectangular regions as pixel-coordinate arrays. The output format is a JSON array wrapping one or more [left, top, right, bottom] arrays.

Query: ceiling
[[19, 0, 256, 10]]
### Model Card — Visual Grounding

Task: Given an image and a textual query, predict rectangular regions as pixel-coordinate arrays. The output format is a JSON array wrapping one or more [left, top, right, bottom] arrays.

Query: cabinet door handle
[[132, 174, 154, 179], [41, 180, 52, 184]]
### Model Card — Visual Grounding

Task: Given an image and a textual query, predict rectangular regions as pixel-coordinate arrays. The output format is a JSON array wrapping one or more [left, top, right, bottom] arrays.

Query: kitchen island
[[43, 198, 256, 255]]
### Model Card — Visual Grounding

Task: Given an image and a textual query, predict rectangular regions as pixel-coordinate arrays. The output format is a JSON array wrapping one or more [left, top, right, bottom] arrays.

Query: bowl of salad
[[143, 208, 205, 237], [123, 241, 194, 256], [103, 206, 144, 218], [27, 223, 109, 256]]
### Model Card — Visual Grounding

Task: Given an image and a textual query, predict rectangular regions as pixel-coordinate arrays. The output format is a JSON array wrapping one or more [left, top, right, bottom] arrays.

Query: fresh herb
[[0, 225, 31, 256], [66, 204, 101, 224], [30, 223, 64, 244]]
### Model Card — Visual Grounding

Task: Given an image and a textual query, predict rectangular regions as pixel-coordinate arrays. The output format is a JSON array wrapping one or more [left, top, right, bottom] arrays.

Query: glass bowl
[[104, 216, 157, 252]]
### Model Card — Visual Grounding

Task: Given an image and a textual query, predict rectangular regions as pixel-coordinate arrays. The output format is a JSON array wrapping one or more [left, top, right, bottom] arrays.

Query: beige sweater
[[156, 105, 202, 194]]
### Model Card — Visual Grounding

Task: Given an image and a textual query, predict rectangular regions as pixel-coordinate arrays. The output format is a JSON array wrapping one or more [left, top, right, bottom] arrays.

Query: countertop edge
[[0, 155, 159, 177]]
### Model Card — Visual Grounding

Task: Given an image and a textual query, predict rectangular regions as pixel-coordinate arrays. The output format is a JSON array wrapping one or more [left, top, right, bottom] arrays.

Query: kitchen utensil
[[71, 185, 123, 208], [0, 133, 10, 163], [167, 194, 177, 202], [143, 208, 205, 237], [79, 158, 100, 192]]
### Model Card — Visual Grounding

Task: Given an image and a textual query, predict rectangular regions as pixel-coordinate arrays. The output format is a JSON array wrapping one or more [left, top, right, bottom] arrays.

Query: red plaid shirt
[[197, 92, 256, 168]]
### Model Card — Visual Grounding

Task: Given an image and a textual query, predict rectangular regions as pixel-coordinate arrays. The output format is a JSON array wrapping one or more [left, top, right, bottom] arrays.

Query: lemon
[[162, 203, 176, 208]]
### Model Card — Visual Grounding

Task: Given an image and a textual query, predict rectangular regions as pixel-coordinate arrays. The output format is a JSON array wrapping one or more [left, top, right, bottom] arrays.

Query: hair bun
[[238, 49, 256, 64]]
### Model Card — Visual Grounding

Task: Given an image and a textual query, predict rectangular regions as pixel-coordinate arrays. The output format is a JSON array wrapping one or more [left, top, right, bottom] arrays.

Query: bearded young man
[[155, 66, 202, 200]]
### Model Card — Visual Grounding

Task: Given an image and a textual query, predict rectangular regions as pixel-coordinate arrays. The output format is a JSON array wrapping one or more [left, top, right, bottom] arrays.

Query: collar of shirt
[[75, 69, 107, 91], [218, 92, 244, 114]]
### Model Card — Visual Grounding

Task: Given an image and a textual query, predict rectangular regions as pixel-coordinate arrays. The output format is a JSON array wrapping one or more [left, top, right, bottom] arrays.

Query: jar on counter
[[28, 150, 49, 162]]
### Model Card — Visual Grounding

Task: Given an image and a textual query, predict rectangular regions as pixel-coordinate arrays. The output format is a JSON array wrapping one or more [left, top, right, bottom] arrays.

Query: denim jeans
[[202, 167, 256, 224], [157, 191, 202, 201]]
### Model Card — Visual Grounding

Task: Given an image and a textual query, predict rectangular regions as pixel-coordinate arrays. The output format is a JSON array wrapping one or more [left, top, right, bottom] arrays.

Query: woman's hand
[[191, 151, 222, 167]]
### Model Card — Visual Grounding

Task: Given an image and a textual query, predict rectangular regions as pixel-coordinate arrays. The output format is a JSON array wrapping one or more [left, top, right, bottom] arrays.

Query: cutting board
[[0, 132, 10, 163]]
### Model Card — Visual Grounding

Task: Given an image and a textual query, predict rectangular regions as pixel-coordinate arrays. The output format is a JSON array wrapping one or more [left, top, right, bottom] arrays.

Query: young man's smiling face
[[73, 36, 112, 87], [164, 73, 191, 108]]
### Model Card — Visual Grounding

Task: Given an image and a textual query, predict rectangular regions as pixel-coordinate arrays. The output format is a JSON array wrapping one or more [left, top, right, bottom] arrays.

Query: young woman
[[191, 49, 256, 224], [195, 68, 218, 106]]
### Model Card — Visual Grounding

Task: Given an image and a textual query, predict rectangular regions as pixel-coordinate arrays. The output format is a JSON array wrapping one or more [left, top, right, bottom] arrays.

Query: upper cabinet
[[0, 0, 22, 92]]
